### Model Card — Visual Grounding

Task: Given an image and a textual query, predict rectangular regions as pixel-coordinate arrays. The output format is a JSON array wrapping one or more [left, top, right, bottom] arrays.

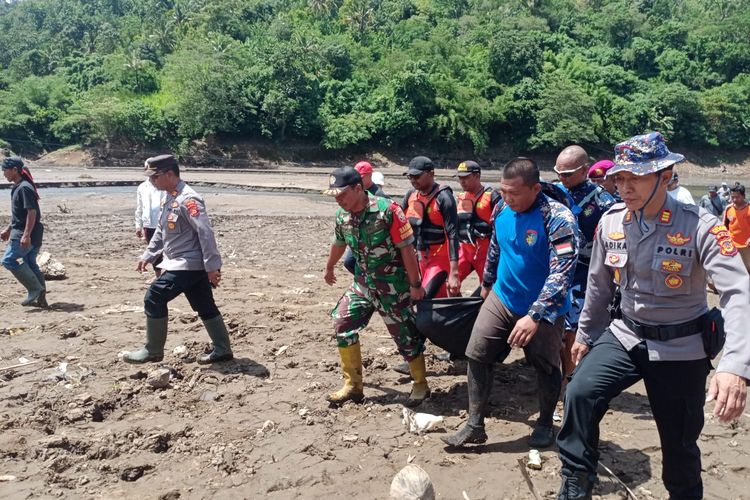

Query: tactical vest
[[404, 185, 452, 252], [457, 187, 499, 243]]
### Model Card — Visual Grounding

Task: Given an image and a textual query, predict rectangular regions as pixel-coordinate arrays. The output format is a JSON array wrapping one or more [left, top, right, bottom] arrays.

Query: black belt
[[621, 313, 706, 342]]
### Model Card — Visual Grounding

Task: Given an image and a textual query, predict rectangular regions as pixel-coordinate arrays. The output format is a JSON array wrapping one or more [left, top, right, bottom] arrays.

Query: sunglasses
[[556, 164, 587, 178]]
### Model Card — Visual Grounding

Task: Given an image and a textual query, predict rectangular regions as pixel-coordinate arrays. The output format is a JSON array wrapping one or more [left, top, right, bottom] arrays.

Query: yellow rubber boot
[[327, 344, 364, 406], [406, 353, 431, 407]]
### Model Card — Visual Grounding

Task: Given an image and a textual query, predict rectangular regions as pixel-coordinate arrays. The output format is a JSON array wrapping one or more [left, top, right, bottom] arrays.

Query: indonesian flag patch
[[554, 240, 574, 256]]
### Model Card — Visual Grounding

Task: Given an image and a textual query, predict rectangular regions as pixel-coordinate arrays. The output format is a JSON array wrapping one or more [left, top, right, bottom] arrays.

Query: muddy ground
[[0, 167, 749, 500]]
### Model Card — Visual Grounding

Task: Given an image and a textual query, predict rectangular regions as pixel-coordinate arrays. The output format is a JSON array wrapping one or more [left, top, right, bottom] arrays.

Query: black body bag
[[703, 307, 726, 360], [415, 296, 484, 356]]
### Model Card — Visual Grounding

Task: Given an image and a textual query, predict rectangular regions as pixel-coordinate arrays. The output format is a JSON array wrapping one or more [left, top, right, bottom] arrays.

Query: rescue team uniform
[[402, 184, 459, 298], [560, 181, 615, 331], [331, 193, 424, 360], [456, 187, 501, 282], [724, 203, 750, 272], [125, 178, 232, 364], [460, 192, 578, 444], [558, 196, 750, 498]]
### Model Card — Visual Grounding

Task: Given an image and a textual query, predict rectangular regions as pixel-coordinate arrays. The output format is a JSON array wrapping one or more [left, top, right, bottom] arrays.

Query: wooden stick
[[0, 359, 43, 372], [517, 458, 541, 500], [598, 461, 639, 500]]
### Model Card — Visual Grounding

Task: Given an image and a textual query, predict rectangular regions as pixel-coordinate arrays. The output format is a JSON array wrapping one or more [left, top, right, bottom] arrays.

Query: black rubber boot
[[529, 366, 562, 448], [441, 359, 493, 447], [33, 269, 48, 308], [557, 471, 595, 499], [123, 317, 168, 363], [9, 263, 44, 306], [198, 315, 234, 364]]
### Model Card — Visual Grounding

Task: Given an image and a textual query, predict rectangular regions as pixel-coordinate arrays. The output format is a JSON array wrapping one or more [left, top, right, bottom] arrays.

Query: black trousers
[[144, 270, 220, 320], [557, 329, 710, 499], [144, 227, 163, 270]]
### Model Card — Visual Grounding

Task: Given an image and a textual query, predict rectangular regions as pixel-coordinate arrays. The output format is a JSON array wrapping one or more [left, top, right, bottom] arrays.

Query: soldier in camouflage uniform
[[323, 167, 429, 407]]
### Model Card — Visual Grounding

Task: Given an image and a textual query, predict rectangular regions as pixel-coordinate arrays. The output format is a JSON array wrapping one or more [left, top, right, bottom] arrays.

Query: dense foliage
[[0, 0, 748, 154]]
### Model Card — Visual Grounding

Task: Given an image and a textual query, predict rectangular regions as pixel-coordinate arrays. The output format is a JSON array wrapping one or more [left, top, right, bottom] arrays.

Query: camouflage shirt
[[334, 194, 415, 278]]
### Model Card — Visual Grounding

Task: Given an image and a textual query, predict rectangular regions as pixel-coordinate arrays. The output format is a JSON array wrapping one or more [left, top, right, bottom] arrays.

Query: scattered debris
[[37, 252, 66, 279], [598, 461, 639, 500], [527, 449, 542, 470], [173, 345, 188, 356], [401, 408, 443, 434], [390, 464, 435, 500], [256, 420, 276, 436], [275, 345, 289, 356], [1, 359, 42, 372], [517, 458, 541, 500], [0, 475, 17, 482], [342, 434, 358, 443], [147, 368, 171, 389]]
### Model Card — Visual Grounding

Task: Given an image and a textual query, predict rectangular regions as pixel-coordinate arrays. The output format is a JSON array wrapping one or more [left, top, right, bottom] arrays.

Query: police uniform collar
[[656, 195, 676, 226], [171, 180, 186, 198]]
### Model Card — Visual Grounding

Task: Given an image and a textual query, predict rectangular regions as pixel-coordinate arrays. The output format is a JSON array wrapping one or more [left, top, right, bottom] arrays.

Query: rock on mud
[[147, 368, 171, 389]]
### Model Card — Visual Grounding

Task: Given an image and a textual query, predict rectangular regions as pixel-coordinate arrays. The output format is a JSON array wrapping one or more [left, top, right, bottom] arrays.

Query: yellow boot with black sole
[[405, 353, 431, 407], [327, 344, 364, 405]]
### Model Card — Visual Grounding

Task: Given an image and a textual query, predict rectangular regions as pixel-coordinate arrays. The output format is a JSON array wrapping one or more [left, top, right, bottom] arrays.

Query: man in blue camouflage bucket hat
[[555, 131, 750, 499]]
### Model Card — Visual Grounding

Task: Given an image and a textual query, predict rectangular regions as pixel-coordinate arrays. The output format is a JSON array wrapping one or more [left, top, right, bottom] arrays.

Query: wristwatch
[[410, 280, 422, 289], [528, 305, 544, 322]]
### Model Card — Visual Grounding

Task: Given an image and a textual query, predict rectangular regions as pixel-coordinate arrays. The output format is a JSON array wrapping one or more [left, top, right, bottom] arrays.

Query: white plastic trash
[[401, 408, 443, 434], [390, 464, 435, 500]]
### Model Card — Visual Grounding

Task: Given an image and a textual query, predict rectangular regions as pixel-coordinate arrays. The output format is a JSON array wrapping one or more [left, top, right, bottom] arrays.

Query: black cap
[[454, 160, 481, 177], [1, 156, 23, 170], [144, 154, 178, 176], [708, 185, 718, 192], [323, 166, 362, 196], [404, 156, 434, 176]]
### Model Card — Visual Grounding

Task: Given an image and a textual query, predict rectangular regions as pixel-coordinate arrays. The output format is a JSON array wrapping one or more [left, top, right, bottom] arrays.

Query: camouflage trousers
[[331, 274, 425, 361]]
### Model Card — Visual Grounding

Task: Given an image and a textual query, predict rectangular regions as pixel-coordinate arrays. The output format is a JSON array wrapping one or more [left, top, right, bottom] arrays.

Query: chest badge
[[583, 205, 594, 217], [659, 209, 672, 224], [608, 254, 621, 265], [664, 274, 683, 289], [171, 201, 178, 208], [608, 231, 625, 240], [525, 229, 538, 246], [168, 222, 176, 230], [661, 259, 683, 272], [666, 232, 691, 246]]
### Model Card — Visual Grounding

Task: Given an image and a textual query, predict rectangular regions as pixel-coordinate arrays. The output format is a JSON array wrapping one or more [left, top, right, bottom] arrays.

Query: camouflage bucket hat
[[608, 132, 685, 177]]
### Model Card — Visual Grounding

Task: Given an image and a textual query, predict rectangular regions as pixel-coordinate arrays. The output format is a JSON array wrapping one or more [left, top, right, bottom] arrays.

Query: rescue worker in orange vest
[[401, 156, 460, 298], [455, 161, 502, 289]]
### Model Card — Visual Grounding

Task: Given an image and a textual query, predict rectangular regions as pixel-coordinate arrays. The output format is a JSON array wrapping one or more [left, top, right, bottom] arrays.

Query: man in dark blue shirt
[[442, 157, 579, 449], [555, 146, 615, 378], [1, 157, 47, 307]]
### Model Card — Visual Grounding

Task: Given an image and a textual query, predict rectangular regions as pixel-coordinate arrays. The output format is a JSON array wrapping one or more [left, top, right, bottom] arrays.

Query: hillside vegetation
[[0, 0, 748, 155]]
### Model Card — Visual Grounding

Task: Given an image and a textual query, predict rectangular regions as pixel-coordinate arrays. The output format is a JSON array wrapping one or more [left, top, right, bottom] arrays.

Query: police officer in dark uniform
[[556, 132, 750, 499], [123, 154, 233, 364]]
